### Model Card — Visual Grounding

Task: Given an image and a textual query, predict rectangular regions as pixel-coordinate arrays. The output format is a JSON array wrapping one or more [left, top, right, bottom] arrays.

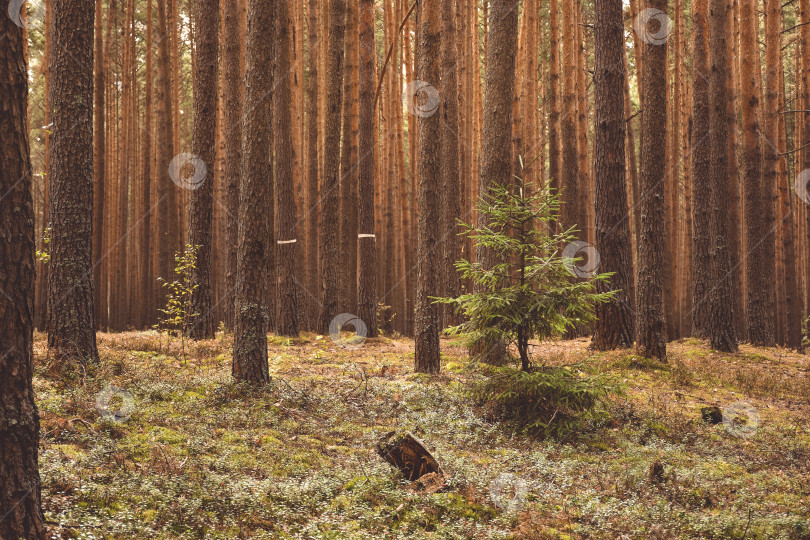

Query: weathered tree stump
[[701, 406, 722, 424], [376, 431, 443, 481]]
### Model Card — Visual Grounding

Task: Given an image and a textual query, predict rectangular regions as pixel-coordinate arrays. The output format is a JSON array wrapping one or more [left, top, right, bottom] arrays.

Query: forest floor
[[33, 329, 810, 539]]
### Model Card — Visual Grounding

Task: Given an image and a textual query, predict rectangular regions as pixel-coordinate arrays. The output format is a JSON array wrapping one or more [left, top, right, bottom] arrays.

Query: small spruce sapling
[[437, 178, 615, 371]]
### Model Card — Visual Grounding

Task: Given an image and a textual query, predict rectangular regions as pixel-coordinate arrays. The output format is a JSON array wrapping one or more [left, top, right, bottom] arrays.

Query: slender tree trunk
[[318, 0, 346, 334], [275, 0, 300, 337], [306, 0, 320, 329], [707, 0, 738, 352], [441, 0, 461, 326], [560, 0, 581, 236], [691, 0, 712, 338], [187, 0, 220, 339], [47, 0, 99, 365], [635, 0, 668, 361], [0, 15, 47, 538], [93, 0, 105, 330], [548, 0, 561, 231], [233, 0, 274, 383], [591, 0, 634, 349], [473, 0, 519, 363], [358, 0, 378, 337], [223, 0, 245, 331], [156, 0, 175, 296], [739, 0, 773, 345]]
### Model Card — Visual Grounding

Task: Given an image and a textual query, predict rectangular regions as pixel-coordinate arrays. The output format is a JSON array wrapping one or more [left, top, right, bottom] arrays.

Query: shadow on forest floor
[[33, 330, 810, 539]]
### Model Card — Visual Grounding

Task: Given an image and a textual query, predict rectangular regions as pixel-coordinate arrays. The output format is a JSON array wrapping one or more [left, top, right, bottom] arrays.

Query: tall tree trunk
[[233, 0, 274, 383], [635, 0, 668, 361], [223, 0, 245, 331], [591, 0, 634, 349], [473, 0, 519, 363], [140, 0, 155, 329], [93, 0, 105, 330], [339, 0, 359, 316], [560, 0, 580, 236], [187, 0, 220, 339], [0, 14, 47, 538], [275, 0, 300, 337], [414, 0, 441, 372], [740, 0, 773, 345], [47, 0, 99, 365], [156, 0, 175, 298], [691, 0, 712, 338], [358, 0, 378, 337], [441, 0, 461, 326], [306, 0, 320, 329], [318, 0, 346, 334], [707, 0, 738, 352], [548, 0, 561, 232]]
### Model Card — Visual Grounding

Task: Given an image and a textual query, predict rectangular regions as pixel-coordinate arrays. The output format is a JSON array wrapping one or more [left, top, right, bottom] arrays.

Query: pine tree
[[591, 0, 634, 349], [707, 0, 738, 352], [635, 0, 668, 361], [318, 0, 346, 335], [187, 0, 220, 339], [414, 0, 442, 373], [47, 0, 100, 365], [0, 13, 47, 537], [358, 0, 378, 337], [275, 0, 300, 337], [233, 0, 274, 383]]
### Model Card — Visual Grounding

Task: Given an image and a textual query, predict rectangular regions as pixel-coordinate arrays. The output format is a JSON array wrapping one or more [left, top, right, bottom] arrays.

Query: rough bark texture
[[415, 0, 442, 373], [92, 0, 106, 330], [739, 0, 773, 345], [548, 0, 561, 230], [472, 0, 518, 364], [339, 0, 359, 316], [559, 0, 581, 235], [691, 0, 712, 338], [591, 0, 634, 350], [47, 0, 100, 366], [275, 0, 300, 337], [358, 0, 378, 337], [707, 0, 738, 353], [187, 0, 220, 339], [0, 16, 47, 539], [306, 0, 320, 329], [441, 0, 461, 327], [318, 0, 346, 335], [223, 0, 245, 331], [233, 0, 273, 383], [635, 0, 668, 361]]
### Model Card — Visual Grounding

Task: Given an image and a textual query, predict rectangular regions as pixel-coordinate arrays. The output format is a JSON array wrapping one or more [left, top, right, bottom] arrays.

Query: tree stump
[[701, 406, 722, 424], [376, 431, 443, 481]]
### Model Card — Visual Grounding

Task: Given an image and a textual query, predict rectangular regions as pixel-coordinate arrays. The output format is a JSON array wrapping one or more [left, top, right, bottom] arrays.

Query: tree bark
[[47, 0, 100, 365], [233, 0, 274, 383], [591, 0, 634, 349], [358, 0, 378, 337], [275, 0, 300, 337], [691, 0, 712, 338], [0, 14, 47, 538], [635, 0, 668, 361], [707, 0, 738, 352]]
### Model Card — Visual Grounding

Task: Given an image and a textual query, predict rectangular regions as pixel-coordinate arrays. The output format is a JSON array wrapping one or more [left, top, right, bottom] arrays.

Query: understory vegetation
[[36, 332, 809, 539]]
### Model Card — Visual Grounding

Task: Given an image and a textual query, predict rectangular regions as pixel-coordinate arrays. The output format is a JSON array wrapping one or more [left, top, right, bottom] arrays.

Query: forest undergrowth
[[34, 331, 810, 539]]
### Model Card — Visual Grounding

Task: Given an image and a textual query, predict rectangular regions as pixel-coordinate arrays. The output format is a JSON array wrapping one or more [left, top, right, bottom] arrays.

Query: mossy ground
[[34, 331, 809, 539]]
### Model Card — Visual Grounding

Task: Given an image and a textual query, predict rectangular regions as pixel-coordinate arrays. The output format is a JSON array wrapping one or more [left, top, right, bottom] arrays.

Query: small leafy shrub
[[473, 365, 620, 437], [155, 244, 200, 360]]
